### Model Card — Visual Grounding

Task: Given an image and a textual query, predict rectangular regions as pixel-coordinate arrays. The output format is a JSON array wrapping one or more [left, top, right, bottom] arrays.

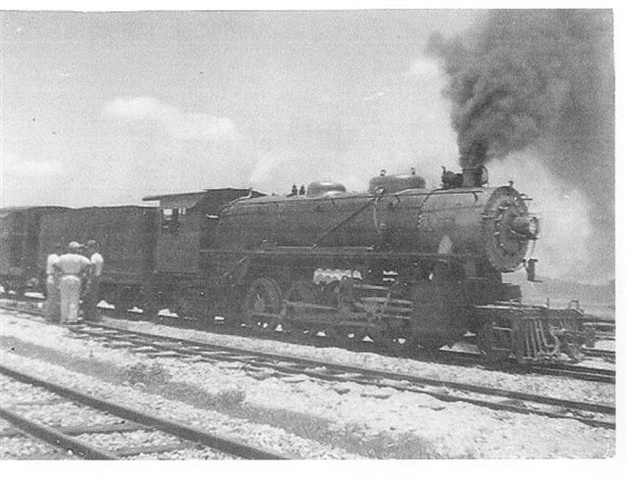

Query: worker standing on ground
[[83, 240, 104, 321], [45, 243, 63, 322], [54, 242, 91, 324]]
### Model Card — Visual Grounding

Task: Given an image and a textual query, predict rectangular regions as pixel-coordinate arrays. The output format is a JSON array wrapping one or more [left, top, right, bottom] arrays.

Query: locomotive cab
[[142, 188, 264, 317], [143, 188, 263, 276]]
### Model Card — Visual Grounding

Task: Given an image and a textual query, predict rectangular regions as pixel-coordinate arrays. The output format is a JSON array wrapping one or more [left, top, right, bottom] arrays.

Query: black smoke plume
[[428, 10, 614, 281]]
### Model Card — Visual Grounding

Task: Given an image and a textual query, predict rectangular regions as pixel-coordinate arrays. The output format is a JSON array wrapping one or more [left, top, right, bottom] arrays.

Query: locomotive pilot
[[83, 240, 104, 321], [53, 242, 91, 324]]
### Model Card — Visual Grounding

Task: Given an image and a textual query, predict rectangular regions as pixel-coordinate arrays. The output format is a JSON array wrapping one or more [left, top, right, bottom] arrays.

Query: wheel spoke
[[243, 278, 282, 331]]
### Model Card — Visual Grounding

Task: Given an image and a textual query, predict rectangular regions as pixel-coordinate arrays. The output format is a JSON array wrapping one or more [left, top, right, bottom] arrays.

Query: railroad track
[[583, 320, 615, 341], [57, 322, 616, 430], [523, 362, 615, 384], [1, 304, 615, 431], [581, 347, 616, 362], [89, 306, 618, 369], [0, 301, 616, 384], [0, 364, 288, 460], [433, 349, 615, 384], [115, 307, 619, 382]]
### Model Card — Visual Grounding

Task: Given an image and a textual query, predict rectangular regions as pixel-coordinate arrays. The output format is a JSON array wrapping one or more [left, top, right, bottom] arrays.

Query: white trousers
[[46, 276, 61, 322], [59, 275, 81, 323]]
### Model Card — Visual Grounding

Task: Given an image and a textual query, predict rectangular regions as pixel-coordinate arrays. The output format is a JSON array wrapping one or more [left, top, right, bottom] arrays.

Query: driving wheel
[[243, 277, 282, 331]]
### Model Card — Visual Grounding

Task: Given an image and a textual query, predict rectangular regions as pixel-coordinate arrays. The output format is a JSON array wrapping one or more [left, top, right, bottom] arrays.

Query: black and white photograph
[[0, 1, 621, 472]]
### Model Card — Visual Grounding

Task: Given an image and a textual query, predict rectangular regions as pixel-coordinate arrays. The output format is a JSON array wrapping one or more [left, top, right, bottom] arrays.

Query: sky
[[0, 8, 617, 282], [1, 10, 480, 204]]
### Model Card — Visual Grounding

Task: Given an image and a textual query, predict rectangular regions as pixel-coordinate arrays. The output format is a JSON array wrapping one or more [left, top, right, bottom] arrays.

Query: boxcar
[[0, 206, 69, 294], [37, 206, 158, 311]]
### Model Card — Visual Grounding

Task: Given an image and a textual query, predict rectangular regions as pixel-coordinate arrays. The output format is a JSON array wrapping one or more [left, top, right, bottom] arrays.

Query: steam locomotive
[[0, 166, 593, 363]]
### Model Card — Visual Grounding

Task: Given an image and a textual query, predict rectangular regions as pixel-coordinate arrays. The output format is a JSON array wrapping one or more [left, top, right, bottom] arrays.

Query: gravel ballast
[[0, 312, 616, 459], [0, 434, 61, 459]]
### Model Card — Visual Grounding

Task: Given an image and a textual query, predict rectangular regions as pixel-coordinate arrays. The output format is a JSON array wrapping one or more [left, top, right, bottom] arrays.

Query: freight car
[[0, 205, 158, 312], [0, 206, 69, 294], [37, 206, 158, 312]]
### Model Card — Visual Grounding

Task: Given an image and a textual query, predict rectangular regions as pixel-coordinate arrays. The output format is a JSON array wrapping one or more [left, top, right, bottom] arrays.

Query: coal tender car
[[144, 166, 593, 363]]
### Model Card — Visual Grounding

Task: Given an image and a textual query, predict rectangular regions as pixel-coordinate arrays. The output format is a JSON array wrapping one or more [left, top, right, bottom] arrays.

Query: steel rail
[[1, 303, 616, 427], [0, 364, 289, 460], [3, 299, 613, 416], [581, 348, 616, 361], [428, 349, 615, 384], [0, 302, 616, 383], [525, 363, 615, 384], [64, 322, 616, 429], [0, 406, 118, 460]]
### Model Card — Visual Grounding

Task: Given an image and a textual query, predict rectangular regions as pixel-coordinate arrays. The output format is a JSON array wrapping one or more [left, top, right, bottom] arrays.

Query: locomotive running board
[[201, 247, 481, 262]]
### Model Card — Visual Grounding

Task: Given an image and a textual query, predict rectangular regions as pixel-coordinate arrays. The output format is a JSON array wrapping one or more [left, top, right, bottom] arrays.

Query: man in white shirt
[[84, 240, 104, 321], [54, 242, 91, 324], [45, 243, 63, 322]]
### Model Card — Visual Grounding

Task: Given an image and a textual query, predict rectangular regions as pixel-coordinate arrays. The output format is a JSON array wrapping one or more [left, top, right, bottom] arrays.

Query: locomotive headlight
[[511, 215, 540, 239]]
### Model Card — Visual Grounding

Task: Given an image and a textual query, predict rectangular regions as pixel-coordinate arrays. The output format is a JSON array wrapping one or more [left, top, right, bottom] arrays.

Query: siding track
[[0, 364, 289, 460]]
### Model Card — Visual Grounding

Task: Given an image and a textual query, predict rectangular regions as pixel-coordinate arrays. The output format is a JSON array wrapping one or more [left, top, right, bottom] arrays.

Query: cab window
[[161, 208, 185, 233]]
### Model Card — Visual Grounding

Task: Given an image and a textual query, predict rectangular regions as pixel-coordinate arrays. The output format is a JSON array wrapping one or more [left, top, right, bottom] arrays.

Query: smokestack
[[462, 167, 479, 188], [427, 10, 614, 280], [460, 139, 489, 187]]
